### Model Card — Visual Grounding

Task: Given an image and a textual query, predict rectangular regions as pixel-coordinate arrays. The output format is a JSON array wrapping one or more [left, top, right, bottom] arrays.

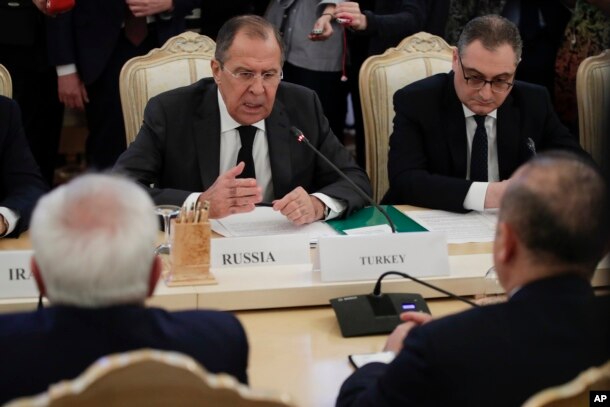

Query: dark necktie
[[124, 7, 148, 46], [236, 125, 257, 179], [470, 115, 488, 182]]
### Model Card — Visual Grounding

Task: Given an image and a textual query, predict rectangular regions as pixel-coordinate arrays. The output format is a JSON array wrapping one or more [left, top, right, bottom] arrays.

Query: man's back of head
[[30, 174, 158, 307], [497, 151, 609, 287]]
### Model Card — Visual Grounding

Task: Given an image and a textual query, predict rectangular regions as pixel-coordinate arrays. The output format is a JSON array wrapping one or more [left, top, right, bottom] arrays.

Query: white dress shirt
[[184, 91, 345, 219], [462, 106, 499, 211]]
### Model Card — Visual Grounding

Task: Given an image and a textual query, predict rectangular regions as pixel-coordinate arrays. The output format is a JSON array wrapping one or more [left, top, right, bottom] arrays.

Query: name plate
[[0, 250, 38, 299], [318, 232, 450, 282], [211, 234, 310, 270]]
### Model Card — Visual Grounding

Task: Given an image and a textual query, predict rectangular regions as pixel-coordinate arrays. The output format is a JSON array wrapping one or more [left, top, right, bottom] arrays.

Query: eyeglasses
[[221, 65, 283, 85], [458, 55, 514, 93]]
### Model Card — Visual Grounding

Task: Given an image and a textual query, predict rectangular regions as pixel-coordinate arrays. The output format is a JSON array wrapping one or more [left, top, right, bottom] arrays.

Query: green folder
[[327, 205, 427, 234]]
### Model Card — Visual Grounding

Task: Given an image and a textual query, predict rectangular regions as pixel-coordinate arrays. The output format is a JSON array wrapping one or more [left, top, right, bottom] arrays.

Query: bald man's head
[[499, 152, 609, 276]]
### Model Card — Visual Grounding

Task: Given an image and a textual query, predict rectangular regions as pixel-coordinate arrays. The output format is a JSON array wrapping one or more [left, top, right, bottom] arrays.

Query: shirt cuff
[[183, 192, 201, 210], [311, 193, 346, 220], [463, 182, 489, 212], [56, 64, 77, 76], [0, 207, 19, 237]]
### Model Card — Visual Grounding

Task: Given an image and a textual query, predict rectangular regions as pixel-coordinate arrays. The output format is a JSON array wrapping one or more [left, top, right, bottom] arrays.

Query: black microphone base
[[330, 293, 430, 337]]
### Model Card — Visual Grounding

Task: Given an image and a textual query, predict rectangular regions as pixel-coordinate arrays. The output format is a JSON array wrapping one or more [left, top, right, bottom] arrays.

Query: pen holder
[[167, 219, 216, 286]]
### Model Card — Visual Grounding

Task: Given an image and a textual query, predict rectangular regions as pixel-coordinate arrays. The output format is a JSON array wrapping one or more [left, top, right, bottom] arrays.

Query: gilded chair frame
[[359, 32, 453, 202], [119, 31, 216, 145], [576, 49, 610, 173], [0, 64, 13, 98]]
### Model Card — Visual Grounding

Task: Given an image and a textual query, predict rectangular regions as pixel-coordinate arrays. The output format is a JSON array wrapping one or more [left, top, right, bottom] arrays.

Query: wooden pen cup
[[166, 219, 216, 286]]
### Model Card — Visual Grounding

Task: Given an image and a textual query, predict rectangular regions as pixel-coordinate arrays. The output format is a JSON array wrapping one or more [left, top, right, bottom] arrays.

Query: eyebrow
[[463, 66, 514, 80]]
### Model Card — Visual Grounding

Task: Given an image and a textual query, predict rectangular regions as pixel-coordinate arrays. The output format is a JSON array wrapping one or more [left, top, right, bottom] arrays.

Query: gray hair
[[30, 174, 158, 307], [457, 15, 522, 64], [215, 15, 285, 65]]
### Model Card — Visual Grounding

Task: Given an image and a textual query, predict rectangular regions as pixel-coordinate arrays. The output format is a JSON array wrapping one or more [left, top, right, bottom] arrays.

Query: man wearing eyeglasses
[[383, 14, 584, 213], [116, 15, 371, 225]]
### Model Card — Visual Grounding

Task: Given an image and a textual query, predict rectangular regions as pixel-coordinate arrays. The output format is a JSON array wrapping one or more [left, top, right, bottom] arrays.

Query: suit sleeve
[[337, 327, 440, 407], [536, 88, 585, 154], [386, 88, 472, 212], [361, 0, 429, 38], [307, 90, 372, 216], [0, 100, 48, 237], [46, 11, 76, 67], [114, 97, 192, 205]]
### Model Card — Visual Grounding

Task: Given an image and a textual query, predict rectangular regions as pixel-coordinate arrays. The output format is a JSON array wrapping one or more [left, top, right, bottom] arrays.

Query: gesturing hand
[[199, 162, 262, 219]]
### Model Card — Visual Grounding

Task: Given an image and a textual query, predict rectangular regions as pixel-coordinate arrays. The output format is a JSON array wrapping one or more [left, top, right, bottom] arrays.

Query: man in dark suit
[[337, 151, 610, 407], [384, 15, 583, 212], [46, 0, 199, 169], [0, 173, 248, 403], [0, 96, 48, 238], [0, 0, 63, 185], [115, 15, 371, 225]]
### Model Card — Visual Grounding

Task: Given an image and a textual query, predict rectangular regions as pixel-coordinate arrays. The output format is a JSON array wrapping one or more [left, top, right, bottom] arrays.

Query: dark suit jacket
[[46, 0, 199, 84], [337, 275, 610, 407], [0, 304, 249, 403], [115, 78, 371, 217], [0, 96, 48, 237], [384, 72, 584, 212]]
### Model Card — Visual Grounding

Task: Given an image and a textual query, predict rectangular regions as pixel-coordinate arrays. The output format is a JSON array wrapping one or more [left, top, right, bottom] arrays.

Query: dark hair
[[215, 15, 285, 65], [500, 152, 609, 275], [457, 15, 522, 64]]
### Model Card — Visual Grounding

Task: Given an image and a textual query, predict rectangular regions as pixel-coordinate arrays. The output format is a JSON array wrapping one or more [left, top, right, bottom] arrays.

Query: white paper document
[[211, 206, 338, 243], [406, 210, 498, 243]]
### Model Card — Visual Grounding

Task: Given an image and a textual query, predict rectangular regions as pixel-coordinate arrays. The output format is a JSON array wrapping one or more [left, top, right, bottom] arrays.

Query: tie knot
[[474, 115, 486, 127], [237, 126, 257, 150]]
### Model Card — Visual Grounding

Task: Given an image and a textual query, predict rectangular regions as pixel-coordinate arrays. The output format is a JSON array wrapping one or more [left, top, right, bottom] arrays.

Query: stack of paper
[[211, 206, 338, 244]]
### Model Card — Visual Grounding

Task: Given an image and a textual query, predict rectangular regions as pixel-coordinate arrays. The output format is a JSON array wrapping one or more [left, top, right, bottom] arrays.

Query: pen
[[255, 202, 274, 207]]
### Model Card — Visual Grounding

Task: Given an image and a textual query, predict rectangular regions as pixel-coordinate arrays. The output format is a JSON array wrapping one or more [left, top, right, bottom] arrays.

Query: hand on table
[[383, 311, 433, 353], [272, 187, 326, 225], [0, 214, 7, 237], [199, 162, 262, 219]]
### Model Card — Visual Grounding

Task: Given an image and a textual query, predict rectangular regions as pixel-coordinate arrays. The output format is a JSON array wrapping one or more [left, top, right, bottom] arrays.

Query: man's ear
[[452, 47, 459, 72], [495, 222, 517, 265], [31, 258, 46, 297], [147, 256, 163, 298], [211, 59, 222, 84]]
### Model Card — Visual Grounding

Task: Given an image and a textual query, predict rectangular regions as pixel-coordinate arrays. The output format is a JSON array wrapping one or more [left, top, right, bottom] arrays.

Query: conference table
[[0, 205, 608, 407]]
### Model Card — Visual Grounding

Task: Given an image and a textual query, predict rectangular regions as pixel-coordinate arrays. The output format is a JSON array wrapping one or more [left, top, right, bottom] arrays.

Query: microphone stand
[[373, 270, 480, 307], [290, 126, 397, 233]]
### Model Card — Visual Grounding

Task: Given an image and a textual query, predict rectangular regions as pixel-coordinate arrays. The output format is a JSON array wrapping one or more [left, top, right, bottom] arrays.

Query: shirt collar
[[217, 89, 265, 133], [461, 104, 497, 119]]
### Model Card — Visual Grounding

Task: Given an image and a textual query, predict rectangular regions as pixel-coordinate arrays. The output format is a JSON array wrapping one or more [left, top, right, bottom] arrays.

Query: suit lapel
[[444, 72, 468, 177], [193, 84, 221, 189], [496, 92, 521, 179], [265, 97, 293, 198]]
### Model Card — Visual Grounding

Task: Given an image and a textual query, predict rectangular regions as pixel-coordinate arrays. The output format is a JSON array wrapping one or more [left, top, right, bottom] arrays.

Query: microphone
[[330, 269, 479, 337], [372, 270, 479, 307], [290, 126, 396, 233]]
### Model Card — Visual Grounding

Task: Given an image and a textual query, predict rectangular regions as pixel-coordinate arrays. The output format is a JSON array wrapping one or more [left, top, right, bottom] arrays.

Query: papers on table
[[211, 206, 338, 243], [406, 209, 498, 243]]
